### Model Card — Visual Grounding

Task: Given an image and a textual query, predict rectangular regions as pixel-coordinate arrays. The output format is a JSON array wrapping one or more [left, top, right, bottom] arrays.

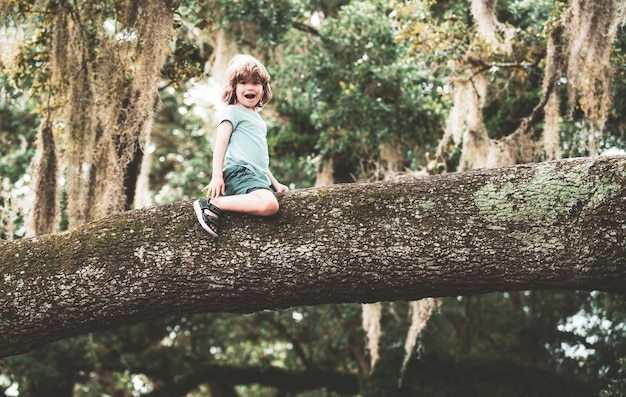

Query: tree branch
[[507, 22, 567, 142], [292, 21, 322, 37], [2, 156, 626, 357]]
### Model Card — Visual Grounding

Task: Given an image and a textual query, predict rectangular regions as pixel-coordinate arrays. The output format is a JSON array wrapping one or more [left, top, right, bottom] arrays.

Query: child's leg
[[212, 188, 279, 216]]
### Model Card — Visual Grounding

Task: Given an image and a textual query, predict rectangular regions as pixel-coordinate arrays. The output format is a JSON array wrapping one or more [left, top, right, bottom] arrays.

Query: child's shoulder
[[223, 104, 250, 116], [221, 104, 238, 114], [220, 105, 263, 127], [220, 104, 242, 120]]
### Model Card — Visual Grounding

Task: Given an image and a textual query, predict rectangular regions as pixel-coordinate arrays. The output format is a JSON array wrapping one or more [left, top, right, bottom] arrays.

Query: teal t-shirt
[[220, 105, 270, 184]]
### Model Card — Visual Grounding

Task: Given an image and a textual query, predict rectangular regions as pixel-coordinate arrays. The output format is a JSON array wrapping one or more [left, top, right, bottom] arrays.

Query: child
[[194, 54, 289, 237]]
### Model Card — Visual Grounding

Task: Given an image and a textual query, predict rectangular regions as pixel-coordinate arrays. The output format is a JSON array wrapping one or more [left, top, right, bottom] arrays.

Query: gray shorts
[[223, 166, 272, 196]]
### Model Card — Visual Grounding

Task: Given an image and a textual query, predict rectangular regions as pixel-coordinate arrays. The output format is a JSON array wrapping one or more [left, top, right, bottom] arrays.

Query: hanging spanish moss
[[563, 0, 626, 154], [437, 75, 490, 171], [540, 23, 567, 161], [398, 298, 441, 387], [491, 22, 567, 166], [29, 117, 59, 236], [28, 0, 175, 232], [362, 302, 382, 373], [96, 0, 175, 218], [0, 0, 8, 17], [65, 20, 98, 226], [470, 0, 514, 54], [439, 0, 626, 169], [543, 91, 562, 160]]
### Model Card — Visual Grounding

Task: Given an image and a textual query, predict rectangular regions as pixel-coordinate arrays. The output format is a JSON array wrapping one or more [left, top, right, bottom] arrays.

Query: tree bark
[[2, 156, 625, 358]]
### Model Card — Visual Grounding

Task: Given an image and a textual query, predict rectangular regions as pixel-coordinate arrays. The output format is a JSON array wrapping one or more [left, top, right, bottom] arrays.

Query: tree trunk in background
[[380, 137, 407, 176], [208, 29, 239, 87], [315, 156, 335, 186], [1, 156, 625, 357]]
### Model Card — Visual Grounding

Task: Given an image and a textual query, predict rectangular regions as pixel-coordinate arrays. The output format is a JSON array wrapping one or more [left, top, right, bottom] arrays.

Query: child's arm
[[268, 169, 289, 193], [202, 121, 233, 199]]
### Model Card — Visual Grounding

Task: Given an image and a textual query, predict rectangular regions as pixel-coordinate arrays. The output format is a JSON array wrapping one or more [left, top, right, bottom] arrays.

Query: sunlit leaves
[[270, 0, 445, 181]]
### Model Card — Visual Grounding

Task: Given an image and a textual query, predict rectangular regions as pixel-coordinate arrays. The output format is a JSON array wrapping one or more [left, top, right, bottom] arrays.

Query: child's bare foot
[[193, 198, 222, 238]]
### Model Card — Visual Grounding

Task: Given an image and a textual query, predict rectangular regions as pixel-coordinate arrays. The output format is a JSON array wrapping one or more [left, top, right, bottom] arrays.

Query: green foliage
[[162, 37, 206, 87], [601, 358, 626, 397], [270, 0, 445, 182], [3, 337, 92, 396], [573, 293, 626, 395], [150, 85, 215, 203], [0, 74, 38, 239], [209, 0, 302, 48]]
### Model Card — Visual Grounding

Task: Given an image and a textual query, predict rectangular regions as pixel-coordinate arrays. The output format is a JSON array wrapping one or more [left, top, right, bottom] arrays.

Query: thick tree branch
[[2, 156, 626, 357]]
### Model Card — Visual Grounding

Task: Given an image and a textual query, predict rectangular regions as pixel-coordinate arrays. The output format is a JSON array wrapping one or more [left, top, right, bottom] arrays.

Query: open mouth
[[244, 94, 256, 99]]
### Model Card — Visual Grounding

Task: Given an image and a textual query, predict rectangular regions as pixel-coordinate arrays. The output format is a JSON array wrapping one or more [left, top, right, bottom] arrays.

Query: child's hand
[[202, 177, 225, 200], [273, 182, 289, 193]]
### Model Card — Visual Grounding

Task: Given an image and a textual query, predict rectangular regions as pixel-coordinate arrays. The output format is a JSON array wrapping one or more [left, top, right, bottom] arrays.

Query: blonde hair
[[221, 54, 273, 108]]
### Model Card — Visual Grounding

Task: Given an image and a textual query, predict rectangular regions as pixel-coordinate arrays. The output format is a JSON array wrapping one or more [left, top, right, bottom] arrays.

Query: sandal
[[193, 198, 223, 238]]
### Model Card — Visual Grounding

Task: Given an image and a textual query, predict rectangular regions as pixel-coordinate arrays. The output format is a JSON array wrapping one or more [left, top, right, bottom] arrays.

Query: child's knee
[[251, 189, 279, 216], [262, 199, 279, 216]]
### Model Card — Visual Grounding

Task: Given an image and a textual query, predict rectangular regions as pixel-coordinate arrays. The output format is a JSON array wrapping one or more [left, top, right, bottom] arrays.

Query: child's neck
[[236, 102, 258, 112]]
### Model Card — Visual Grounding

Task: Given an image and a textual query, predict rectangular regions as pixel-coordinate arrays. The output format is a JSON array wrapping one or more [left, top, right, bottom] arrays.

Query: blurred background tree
[[1, 0, 625, 395]]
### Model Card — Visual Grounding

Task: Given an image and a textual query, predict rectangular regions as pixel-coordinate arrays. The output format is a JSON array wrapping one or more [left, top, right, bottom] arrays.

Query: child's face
[[235, 75, 264, 110]]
